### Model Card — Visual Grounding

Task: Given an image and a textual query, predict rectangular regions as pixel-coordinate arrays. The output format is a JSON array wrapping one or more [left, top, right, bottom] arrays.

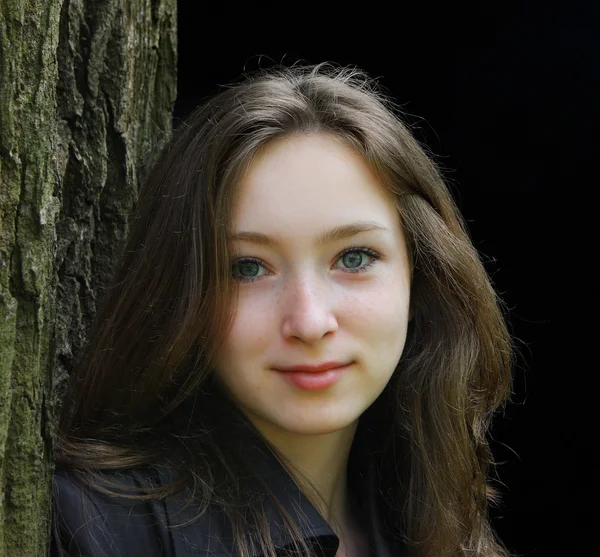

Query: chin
[[273, 413, 360, 436], [241, 401, 365, 438], [286, 424, 353, 436]]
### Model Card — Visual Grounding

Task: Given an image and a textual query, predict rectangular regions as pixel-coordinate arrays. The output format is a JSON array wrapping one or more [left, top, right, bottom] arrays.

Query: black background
[[175, 2, 595, 555]]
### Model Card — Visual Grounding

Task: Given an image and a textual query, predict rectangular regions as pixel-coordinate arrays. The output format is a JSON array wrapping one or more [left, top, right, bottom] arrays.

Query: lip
[[274, 362, 353, 391], [274, 361, 352, 373]]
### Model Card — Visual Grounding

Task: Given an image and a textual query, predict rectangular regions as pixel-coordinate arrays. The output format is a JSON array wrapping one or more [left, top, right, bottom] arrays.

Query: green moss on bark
[[0, 0, 176, 554]]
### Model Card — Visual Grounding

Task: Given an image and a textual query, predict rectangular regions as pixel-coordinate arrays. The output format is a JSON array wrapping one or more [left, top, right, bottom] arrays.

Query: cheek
[[223, 296, 273, 358], [343, 276, 410, 332]]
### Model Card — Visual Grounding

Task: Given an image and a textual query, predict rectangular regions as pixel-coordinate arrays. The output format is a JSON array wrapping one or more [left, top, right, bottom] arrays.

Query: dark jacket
[[52, 438, 401, 557]]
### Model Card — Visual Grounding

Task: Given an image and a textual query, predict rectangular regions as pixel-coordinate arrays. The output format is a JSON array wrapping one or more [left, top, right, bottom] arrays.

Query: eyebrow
[[230, 221, 390, 248]]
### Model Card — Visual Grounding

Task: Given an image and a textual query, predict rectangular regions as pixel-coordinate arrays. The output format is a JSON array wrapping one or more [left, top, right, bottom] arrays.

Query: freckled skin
[[215, 133, 412, 436]]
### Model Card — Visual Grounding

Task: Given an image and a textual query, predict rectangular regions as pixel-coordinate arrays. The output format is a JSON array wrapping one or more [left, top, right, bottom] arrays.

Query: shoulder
[[52, 465, 237, 557], [52, 466, 173, 557]]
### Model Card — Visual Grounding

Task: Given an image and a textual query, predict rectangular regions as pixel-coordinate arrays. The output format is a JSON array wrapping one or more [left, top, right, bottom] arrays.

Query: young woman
[[52, 62, 513, 557]]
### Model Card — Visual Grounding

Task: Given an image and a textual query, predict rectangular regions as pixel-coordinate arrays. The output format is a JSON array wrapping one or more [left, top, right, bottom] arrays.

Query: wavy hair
[[54, 62, 513, 557]]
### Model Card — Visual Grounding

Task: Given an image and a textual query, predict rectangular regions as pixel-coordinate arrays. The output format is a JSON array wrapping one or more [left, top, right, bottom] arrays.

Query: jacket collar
[[155, 429, 398, 556]]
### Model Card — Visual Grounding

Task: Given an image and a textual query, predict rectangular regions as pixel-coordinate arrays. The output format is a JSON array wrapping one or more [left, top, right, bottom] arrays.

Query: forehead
[[231, 134, 399, 232]]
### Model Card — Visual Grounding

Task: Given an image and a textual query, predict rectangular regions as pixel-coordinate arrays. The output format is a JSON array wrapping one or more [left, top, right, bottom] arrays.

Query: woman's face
[[214, 133, 411, 436]]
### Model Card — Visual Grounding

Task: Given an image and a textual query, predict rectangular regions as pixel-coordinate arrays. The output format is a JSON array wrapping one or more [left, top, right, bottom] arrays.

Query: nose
[[280, 273, 339, 344]]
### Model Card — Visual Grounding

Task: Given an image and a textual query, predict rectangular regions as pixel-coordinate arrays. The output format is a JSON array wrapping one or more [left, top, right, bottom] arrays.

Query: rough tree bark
[[0, 1, 177, 554]]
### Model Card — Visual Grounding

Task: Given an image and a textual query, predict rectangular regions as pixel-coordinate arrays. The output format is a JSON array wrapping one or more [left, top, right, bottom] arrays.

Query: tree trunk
[[0, 0, 177, 554]]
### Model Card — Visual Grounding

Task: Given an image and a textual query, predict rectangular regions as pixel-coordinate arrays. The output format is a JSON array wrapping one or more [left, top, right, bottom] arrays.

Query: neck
[[247, 416, 359, 529]]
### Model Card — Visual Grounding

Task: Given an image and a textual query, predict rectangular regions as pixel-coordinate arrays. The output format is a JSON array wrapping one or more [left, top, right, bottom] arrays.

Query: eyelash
[[231, 244, 382, 284]]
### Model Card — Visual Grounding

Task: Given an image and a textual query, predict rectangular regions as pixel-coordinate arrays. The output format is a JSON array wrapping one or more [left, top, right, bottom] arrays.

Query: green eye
[[232, 259, 265, 282], [341, 251, 363, 268], [334, 246, 381, 274]]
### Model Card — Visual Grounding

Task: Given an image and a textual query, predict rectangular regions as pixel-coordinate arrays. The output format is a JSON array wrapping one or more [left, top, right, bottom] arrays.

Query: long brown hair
[[54, 62, 513, 557]]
